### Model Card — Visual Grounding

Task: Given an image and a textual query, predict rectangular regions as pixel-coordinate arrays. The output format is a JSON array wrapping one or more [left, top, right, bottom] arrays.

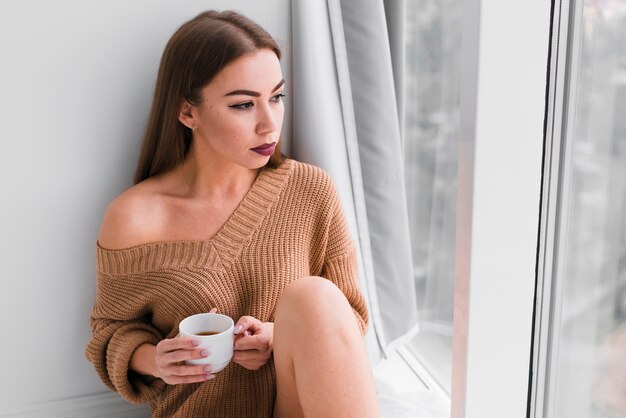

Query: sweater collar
[[96, 159, 295, 275]]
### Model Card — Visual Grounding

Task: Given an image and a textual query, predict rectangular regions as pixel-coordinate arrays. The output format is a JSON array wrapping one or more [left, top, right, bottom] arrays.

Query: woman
[[86, 10, 379, 418]]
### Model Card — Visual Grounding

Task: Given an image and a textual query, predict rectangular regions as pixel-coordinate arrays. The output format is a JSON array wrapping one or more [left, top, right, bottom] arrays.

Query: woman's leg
[[273, 276, 379, 418]]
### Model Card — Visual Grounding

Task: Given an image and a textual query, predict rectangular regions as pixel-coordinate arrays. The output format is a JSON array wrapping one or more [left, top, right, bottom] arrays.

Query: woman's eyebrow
[[224, 79, 286, 97]]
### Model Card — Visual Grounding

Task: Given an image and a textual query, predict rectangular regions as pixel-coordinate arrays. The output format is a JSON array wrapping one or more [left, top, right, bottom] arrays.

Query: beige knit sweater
[[85, 159, 369, 417]]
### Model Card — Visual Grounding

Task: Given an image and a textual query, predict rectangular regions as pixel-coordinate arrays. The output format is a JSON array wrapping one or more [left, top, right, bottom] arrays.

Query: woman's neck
[[170, 146, 260, 201]]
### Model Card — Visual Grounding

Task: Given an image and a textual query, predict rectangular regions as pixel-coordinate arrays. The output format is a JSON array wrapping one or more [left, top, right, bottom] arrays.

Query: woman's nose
[[256, 103, 279, 134]]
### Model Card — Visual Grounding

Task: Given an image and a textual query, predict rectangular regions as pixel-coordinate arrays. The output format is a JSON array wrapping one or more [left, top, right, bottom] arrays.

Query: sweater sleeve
[[85, 272, 166, 404], [319, 183, 369, 335]]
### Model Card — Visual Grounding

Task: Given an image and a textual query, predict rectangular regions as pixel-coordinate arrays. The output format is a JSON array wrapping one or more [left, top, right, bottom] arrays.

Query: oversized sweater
[[85, 159, 369, 418]]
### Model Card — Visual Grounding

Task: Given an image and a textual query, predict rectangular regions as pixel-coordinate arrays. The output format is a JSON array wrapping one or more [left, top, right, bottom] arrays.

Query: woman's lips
[[251, 142, 276, 156]]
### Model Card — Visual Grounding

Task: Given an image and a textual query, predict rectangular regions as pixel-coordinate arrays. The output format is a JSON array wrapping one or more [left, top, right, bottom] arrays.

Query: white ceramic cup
[[178, 313, 235, 372]]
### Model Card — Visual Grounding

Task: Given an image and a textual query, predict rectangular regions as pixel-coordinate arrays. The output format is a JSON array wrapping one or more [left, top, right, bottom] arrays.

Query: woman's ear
[[178, 100, 195, 129]]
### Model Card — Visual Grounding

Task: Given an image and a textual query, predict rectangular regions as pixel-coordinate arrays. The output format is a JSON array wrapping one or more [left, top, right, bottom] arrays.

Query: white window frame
[[452, 0, 552, 417], [530, 0, 593, 416]]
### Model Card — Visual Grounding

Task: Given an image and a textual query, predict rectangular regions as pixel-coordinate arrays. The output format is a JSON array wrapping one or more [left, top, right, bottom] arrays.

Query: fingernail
[[233, 325, 243, 334], [205, 374, 215, 380], [191, 339, 200, 346], [203, 365, 212, 372], [200, 350, 211, 357]]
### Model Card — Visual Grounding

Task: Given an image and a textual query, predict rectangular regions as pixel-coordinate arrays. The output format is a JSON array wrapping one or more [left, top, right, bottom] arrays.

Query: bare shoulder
[[98, 180, 165, 250]]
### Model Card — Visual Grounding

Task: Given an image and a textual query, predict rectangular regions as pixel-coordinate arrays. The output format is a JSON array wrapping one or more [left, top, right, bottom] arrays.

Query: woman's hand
[[233, 316, 274, 370], [131, 308, 219, 384], [153, 336, 215, 384]]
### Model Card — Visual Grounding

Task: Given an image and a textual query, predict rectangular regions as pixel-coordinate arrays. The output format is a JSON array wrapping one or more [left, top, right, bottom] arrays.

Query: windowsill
[[373, 345, 451, 417], [408, 330, 453, 395]]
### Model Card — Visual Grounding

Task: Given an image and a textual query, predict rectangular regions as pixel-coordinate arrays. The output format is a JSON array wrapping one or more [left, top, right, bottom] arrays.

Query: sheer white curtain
[[290, 0, 419, 364]]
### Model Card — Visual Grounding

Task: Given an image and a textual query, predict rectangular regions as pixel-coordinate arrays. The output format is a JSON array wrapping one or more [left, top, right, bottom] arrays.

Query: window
[[400, 0, 549, 414], [404, 0, 461, 394], [535, 1, 626, 417]]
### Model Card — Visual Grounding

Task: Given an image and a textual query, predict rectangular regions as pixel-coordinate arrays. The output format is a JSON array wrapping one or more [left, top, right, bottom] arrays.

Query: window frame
[[529, 0, 583, 416], [528, 0, 626, 416], [451, 0, 552, 417]]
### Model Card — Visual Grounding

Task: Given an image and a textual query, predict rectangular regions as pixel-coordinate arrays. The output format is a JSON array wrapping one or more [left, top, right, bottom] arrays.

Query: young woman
[[86, 10, 379, 417]]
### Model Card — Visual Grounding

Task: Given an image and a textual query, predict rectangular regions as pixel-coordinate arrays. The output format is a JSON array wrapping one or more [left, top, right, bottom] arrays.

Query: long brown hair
[[134, 10, 284, 184]]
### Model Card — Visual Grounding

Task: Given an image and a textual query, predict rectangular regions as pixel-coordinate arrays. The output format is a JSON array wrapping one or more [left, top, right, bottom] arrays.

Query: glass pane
[[404, 0, 461, 394], [551, 2, 626, 417]]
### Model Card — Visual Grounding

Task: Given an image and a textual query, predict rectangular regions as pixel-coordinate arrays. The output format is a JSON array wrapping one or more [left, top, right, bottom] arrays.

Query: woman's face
[[189, 48, 285, 170]]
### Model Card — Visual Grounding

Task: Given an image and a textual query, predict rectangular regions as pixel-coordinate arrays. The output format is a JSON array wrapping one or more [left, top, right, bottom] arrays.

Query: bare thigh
[[272, 276, 379, 418]]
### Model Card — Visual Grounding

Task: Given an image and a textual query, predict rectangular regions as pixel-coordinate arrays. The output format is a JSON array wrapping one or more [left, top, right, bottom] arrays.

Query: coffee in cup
[[179, 312, 235, 372]]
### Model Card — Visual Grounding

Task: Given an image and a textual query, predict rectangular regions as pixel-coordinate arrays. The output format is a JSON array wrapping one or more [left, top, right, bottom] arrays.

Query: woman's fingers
[[153, 311, 224, 385], [232, 350, 268, 370], [160, 347, 211, 364], [157, 336, 199, 353], [160, 365, 215, 384], [157, 360, 216, 383], [233, 338, 272, 369], [228, 320, 273, 371], [234, 322, 272, 350], [168, 363, 210, 377], [233, 315, 261, 335], [154, 336, 220, 384], [156, 338, 209, 363], [234, 333, 269, 351]]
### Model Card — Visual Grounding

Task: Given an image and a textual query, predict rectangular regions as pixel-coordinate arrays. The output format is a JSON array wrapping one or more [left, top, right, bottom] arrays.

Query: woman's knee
[[276, 276, 350, 320], [282, 276, 343, 304]]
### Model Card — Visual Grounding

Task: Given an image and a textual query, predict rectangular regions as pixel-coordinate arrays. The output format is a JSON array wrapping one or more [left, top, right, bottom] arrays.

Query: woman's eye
[[229, 93, 284, 110], [271, 93, 286, 103], [230, 102, 254, 110]]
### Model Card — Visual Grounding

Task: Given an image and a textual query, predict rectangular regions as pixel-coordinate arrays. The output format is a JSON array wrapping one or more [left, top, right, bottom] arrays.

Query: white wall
[[0, 1, 291, 415]]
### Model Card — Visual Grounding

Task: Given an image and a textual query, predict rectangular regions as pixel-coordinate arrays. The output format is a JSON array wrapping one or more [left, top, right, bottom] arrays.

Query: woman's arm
[[87, 191, 216, 401], [319, 181, 369, 334], [130, 343, 159, 377]]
